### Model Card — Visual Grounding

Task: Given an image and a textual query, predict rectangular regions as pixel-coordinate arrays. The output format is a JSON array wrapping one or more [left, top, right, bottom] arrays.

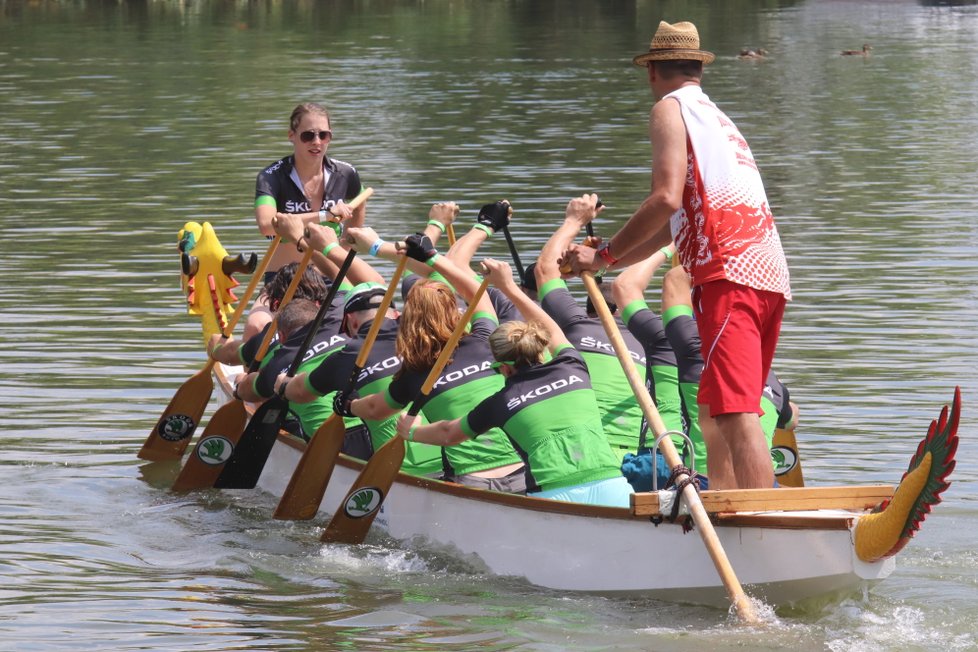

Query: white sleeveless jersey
[[666, 85, 791, 299]]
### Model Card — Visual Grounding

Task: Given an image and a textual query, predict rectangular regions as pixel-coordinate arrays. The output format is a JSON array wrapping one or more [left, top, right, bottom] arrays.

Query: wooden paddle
[[446, 223, 457, 247], [138, 236, 279, 462], [273, 254, 410, 520], [214, 249, 358, 489], [171, 244, 316, 489], [320, 276, 491, 544], [772, 428, 804, 488], [582, 271, 760, 624]]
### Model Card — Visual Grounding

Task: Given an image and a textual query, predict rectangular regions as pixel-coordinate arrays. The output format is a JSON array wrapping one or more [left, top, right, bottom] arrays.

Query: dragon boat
[[150, 221, 960, 609]]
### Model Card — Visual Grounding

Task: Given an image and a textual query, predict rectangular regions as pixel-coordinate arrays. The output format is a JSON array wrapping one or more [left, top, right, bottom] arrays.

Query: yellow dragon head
[[178, 222, 252, 343]]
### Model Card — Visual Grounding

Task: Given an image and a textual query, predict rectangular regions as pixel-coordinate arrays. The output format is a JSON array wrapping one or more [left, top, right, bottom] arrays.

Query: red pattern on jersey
[[672, 112, 791, 299]]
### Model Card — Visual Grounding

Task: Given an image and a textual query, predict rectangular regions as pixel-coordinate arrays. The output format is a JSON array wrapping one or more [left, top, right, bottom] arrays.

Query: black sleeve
[[465, 392, 506, 436], [488, 287, 524, 323], [255, 165, 280, 205], [344, 166, 363, 201], [468, 316, 497, 340], [626, 308, 676, 367], [307, 342, 360, 396], [540, 285, 589, 331], [254, 344, 294, 397], [239, 323, 274, 368], [387, 368, 424, 408]]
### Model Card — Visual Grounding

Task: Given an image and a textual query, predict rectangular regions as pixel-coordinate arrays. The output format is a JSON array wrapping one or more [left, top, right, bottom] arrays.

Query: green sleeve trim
[[250, 375, 269, 399], [472, 311, 498, 326], [429, 271, 455, 291], [553, 342, 573, 354], [538, 277, 567, 301], [339, 280, 354, 291], [383, 388, 405, 410], [460, 416, 478, 438], [621, 299, 649, 325], [662, 304, 694, 327], [255, 195, 276, 209]]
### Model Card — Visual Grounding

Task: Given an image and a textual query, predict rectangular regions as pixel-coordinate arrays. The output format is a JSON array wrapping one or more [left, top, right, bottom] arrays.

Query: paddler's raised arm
[[399, 234, 495, 321], [446, 200, 511, 270], [480, 258, 570, 353]]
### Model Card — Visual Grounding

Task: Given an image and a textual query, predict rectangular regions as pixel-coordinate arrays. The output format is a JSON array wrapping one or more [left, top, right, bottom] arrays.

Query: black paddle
[[214, 249, 357, 489], [501, 225, 524, 287]]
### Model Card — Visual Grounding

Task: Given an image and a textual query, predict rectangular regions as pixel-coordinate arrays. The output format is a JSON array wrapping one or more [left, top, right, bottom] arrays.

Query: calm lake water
[[1, 0, 977, 649]]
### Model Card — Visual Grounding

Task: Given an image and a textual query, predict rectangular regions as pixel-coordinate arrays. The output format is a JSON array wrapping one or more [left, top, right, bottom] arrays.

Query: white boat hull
[[256, 434, 894, 608]]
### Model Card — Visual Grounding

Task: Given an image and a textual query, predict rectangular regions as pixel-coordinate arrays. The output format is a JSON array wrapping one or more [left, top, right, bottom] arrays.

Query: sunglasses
[[299, 129, 332, 143]]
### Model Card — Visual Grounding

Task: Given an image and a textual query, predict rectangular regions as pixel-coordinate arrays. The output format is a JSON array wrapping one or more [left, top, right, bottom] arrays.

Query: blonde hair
[[488, 320, 550, 368], [395, 280, 460, 373]]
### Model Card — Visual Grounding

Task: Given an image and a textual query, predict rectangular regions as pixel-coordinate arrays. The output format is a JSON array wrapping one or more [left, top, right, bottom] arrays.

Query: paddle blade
[[170, 399, 248, 492], [321, 437, 405, 544], [138, 366, 214, 461], [213, 396, 289, 488], [772, 428, 805, 488], [273, 415, 347, 520]]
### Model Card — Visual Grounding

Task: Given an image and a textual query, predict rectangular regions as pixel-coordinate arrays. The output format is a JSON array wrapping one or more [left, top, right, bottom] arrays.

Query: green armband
[[659, 246, 674, 261], [427, 219, 445, 233], [473, 224, 493, 237], [426, 253, 441, 268], [322, 242, 339, 256]]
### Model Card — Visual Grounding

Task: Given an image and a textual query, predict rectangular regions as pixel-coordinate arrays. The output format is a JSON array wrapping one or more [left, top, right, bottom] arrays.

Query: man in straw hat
[[559, 20, 791, 490]]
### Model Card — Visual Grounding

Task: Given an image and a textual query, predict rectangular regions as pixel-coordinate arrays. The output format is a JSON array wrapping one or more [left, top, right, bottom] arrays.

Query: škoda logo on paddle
[[158, 414, 196, 441]]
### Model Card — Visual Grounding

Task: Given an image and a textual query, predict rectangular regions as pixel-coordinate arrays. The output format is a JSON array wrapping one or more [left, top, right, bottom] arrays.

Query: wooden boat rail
[[631, 485, 894, 516]]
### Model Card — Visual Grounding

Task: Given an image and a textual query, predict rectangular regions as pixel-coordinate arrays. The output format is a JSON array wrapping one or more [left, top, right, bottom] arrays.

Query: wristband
[[597, 242, 619, 267], [473, 224, 493, 236], [319, 208, 328, 221], [322, 242, 339, 256], [408, 425, 417, 442], [425, 253, 441, 268], [426, 219, 445, 233], [368, 239, 385, 257], [658, 246, 674, 261]]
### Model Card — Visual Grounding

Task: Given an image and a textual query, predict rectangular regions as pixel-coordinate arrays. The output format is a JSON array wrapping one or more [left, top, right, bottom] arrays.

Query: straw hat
[[633, 21, 715, 66]]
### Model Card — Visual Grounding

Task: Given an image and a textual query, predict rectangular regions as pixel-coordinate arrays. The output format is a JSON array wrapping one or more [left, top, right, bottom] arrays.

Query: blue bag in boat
[[621, 448, 710, 492]]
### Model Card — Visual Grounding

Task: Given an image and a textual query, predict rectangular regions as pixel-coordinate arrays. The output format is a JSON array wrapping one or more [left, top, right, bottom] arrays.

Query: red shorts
[[692, 279, 786, 416]]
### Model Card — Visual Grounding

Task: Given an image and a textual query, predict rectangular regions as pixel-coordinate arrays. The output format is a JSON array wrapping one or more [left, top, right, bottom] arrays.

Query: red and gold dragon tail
[[854, 387, 960, 562]]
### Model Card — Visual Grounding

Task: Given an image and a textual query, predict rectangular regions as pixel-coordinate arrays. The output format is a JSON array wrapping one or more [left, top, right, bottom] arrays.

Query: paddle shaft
[[581, 272, 759, 624], [321, 277, 491, 544], [273, 255, 409, 520], [225, 236, 279, 335], [501, 226, 525, 287], [446, 223, 457, 247]]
